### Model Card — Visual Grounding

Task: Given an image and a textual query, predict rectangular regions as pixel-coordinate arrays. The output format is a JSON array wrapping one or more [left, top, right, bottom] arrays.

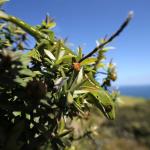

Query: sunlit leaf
[[55, 54, 76, 65], [42, 15, 56, 29], [96, 63, 105, 69], [44, 49, 56, 60], [80, 57, 97, 66], [12, 111, 21, 117], [28, 49, 42, 62], [73, 90, 89, 98], [67, 92, 74, 103], [77, 67, 83, 85], [19, 69, 34, 76], [14, 77, 27, 87], [58, 50, 65, 59]]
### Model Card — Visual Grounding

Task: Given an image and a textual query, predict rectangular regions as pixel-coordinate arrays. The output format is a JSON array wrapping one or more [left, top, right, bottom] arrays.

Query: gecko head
[[93, 92, 116, 120], [85, 91, 116, 120], [101, 103, 115, 120]]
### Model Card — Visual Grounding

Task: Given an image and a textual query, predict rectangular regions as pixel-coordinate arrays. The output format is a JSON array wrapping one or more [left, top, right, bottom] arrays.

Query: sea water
[[119, 85, 150, 99]]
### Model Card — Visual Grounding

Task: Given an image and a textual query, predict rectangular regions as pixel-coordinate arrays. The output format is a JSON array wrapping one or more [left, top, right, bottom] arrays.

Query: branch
[[72, 130, 92, 141], [79, 11, 134, 63]]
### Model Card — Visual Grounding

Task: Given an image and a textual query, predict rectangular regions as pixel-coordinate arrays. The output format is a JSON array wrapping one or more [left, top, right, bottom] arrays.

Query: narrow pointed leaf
[[80, 58, 97, 66], [67, 92, 74, 103], [44, 49, 56, 60], [77, 67, 83, 84]]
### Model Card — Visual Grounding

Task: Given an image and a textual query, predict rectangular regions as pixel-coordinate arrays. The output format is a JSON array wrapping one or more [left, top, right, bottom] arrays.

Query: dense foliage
[[0, 1, 132, 150]]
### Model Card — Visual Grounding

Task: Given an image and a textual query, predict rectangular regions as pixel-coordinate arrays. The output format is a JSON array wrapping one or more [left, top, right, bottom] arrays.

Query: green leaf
[[48, 21, 56, 29], [58, 129, 73, 138], [102, 46, 115, 52], [67, 92, 74, 103], [25, 114, 31, 120], [58, 50, 65, 59], [58, 117, 65, 134], [77, 67, 83, 84], [44, 49, 56, 60], [42, 15, 56, 29], [19, 68, 34, 76], [96, 63, 105, 69], [80, 58, 97, 66], [87, 90, 115, 120], [0, 22, 6, 29], [28, 49, 42, 62], [55, 54, 76, 65], [76, 46, 83, 61], [69, 68, 88, 92], [44, 57, 53, 64], [44, 30, 54, 40], [79, 85, 99, 93], [12, 111, 21, 117], [73, 99, 85, 115], [14, 77, 27, 87], [85, 73, 100, 87], [33, 71, 42, 76], [14, 76, 32, 87], [74, 90, 89, 95], [73, 90, 89, 98]]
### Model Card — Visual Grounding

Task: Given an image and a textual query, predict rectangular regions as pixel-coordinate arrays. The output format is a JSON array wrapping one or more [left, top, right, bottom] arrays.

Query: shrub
[[0, 1, 132, 149]]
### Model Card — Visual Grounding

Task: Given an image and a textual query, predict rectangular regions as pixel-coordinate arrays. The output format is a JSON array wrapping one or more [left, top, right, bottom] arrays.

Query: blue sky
[[3, 0, 150, 86]]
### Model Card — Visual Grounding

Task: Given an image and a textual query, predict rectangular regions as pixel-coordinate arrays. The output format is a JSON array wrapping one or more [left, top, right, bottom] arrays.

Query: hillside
[[72, 96, 150, 150]]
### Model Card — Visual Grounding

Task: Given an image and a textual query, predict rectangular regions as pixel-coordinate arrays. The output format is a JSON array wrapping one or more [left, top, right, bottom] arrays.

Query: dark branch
[[79, 11, 134, 63]]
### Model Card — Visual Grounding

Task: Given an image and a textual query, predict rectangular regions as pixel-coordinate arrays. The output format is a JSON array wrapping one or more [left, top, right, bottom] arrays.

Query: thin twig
[[79, 11, 134, 63], [73, 130, 92, 141]]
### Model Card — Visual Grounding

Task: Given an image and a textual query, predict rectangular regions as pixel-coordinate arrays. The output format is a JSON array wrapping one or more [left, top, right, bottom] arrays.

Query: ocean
[[119, 85, 150, 99]]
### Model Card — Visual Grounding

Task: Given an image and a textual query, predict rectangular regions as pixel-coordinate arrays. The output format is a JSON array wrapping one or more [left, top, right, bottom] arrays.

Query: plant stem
[[79, 11, 133, 63]]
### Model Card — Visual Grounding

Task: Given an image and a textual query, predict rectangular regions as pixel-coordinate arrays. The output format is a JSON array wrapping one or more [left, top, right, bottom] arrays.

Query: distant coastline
[[119, 85, 150, 99]]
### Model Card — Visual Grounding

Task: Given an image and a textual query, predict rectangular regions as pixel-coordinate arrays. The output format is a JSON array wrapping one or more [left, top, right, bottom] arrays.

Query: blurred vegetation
[[73, 97, 150, 150]]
